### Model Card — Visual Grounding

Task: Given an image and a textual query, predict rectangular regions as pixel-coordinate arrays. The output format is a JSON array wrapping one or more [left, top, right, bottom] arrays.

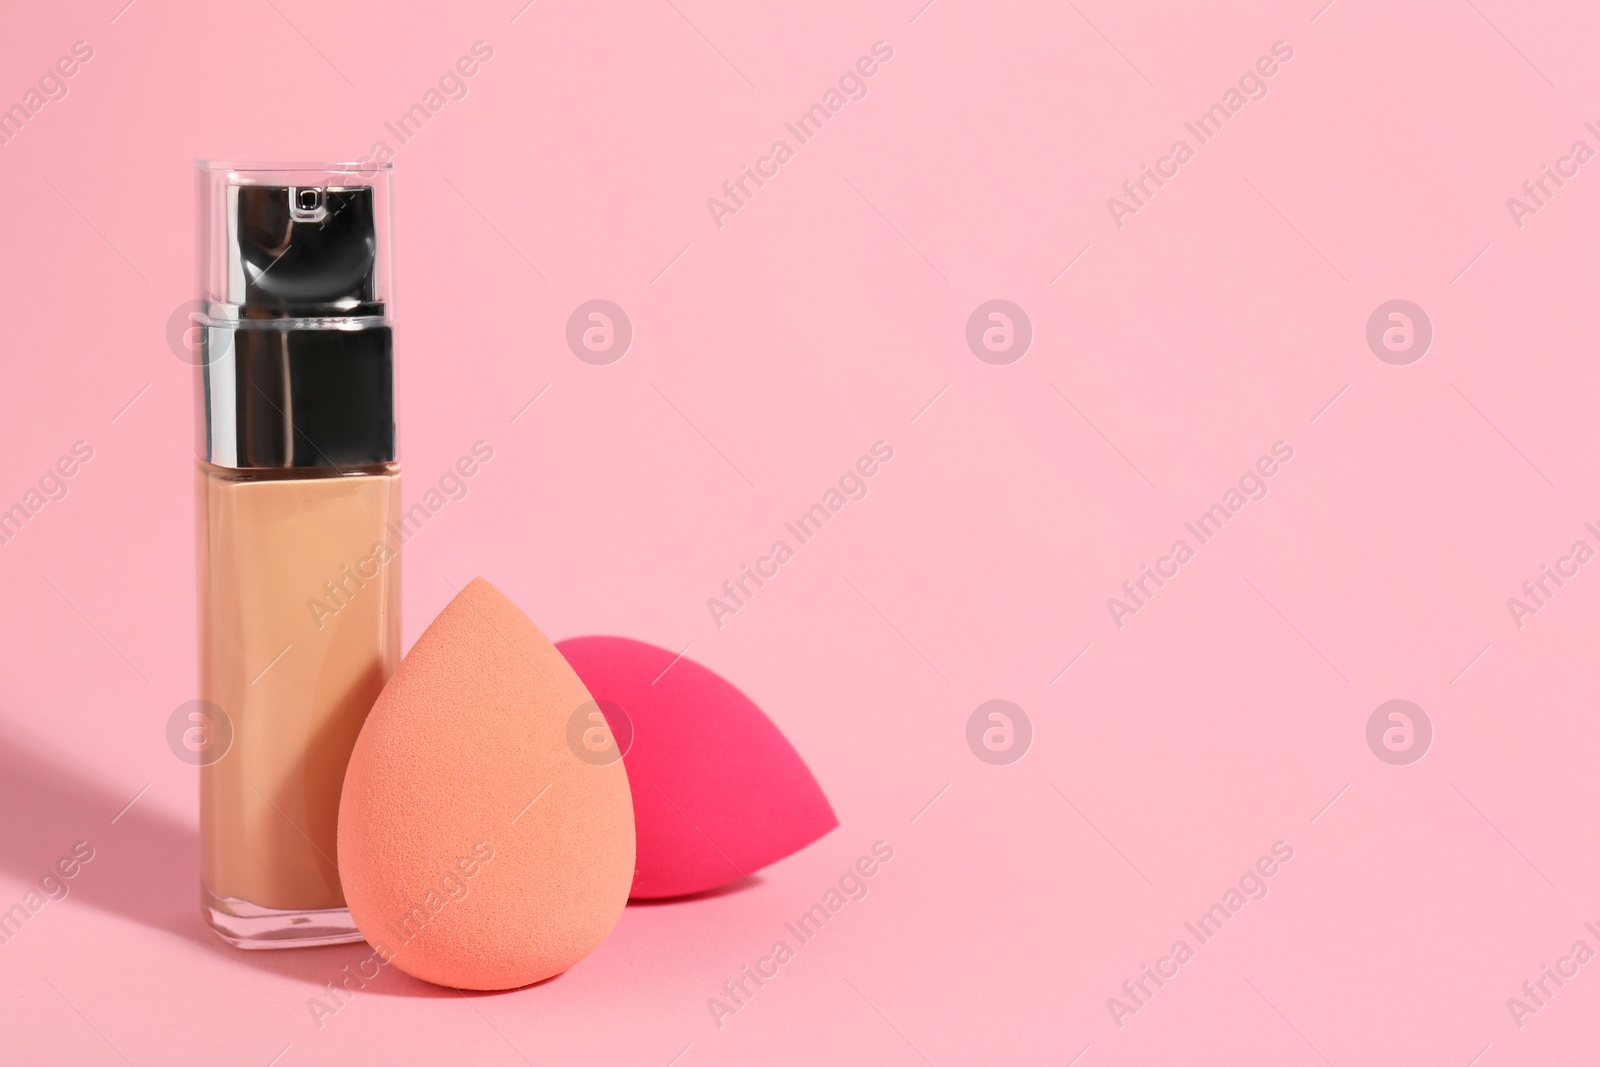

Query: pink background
[[1, 0, 1597, 1063]]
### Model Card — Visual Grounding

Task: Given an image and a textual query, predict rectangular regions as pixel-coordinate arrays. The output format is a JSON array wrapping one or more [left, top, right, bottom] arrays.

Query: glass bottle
[[193, 161, 399, 948]]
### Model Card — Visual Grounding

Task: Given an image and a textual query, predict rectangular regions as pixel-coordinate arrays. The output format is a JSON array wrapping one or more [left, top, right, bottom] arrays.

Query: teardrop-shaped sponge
[[555, 636, 836, 899], [338, 579, 634, 990]]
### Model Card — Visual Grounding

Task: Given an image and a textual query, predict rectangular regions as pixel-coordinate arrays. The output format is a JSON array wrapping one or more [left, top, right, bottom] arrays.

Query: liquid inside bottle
[[197, 461, 400, 948]]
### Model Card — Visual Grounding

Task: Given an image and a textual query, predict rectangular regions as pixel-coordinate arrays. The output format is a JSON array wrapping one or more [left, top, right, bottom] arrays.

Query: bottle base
[[202, 886, 367, 950]]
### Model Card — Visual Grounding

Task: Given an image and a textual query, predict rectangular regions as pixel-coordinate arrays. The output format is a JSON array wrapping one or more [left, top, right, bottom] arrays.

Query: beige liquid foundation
[[195, 161, 399, 948]]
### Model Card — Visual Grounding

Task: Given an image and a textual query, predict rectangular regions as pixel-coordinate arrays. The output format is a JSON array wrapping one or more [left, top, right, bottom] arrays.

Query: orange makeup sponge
[[337, 578, 635, 990]]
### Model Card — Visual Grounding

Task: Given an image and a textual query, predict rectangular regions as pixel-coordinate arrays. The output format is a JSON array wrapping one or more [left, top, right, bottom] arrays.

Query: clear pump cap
[[197, 160, 393, 322]]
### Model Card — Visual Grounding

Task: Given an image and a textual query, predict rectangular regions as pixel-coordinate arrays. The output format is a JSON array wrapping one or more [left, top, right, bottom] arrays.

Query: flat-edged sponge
[[556, 636, 836, 899], [338, 578, 635, 990]]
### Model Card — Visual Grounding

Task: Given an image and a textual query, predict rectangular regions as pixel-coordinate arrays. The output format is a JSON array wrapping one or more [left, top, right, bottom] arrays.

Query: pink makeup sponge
[[555, 636, 836, 899], [338, 579, 635, 990]]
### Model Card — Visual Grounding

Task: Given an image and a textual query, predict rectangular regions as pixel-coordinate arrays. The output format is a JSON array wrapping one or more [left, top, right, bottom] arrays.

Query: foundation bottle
[[194, 161, 399, 948]]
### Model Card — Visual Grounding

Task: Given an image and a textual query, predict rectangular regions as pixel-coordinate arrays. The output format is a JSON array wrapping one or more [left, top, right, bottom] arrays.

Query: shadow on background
[[627, 877, 764, 906], [0, 724, 451, 996], [0, 725, 754, 998]]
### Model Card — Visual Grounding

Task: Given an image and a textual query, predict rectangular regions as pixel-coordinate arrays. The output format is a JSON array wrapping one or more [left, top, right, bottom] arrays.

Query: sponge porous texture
[[557, 636, 836, 899], [338, 578, 635, 990]]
